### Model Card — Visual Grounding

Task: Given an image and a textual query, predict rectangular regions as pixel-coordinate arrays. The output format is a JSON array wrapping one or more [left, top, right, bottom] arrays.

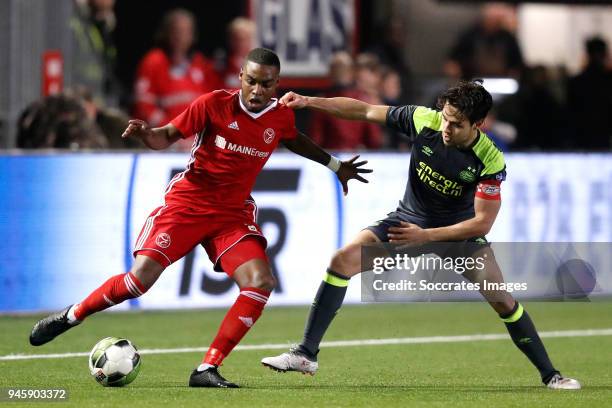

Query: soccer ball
[[89, 337, 141, 387]]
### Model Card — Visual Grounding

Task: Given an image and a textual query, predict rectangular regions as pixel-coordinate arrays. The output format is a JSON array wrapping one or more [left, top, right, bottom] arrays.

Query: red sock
[[73, 272, 146, 321], [203, 287, 270, 366]]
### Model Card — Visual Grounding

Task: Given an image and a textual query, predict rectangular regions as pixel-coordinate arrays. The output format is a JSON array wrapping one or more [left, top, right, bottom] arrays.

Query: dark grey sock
[[502, 302, 558, 383], [299, 269, 349, 357]]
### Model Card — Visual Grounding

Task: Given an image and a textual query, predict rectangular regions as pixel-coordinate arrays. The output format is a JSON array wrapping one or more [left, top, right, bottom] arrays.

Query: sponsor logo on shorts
[[247, 225, 258, 232], [263, 128, 275, 144], [156, 232, 171, 248]]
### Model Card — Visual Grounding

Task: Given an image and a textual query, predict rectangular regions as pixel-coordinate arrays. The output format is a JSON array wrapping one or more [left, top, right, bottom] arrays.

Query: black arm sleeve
[[386, 105, 418, 140]]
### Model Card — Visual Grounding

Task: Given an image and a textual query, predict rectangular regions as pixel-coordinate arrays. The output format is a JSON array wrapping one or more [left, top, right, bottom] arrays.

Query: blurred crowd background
[[1, 0, 612, 152]]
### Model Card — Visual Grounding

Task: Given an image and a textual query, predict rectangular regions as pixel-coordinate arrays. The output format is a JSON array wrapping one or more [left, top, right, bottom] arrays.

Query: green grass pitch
[[1, 301, 611, 407]]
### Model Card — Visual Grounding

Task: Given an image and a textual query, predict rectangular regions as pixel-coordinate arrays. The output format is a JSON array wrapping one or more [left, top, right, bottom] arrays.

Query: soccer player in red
[[29, 48, 371, 388]]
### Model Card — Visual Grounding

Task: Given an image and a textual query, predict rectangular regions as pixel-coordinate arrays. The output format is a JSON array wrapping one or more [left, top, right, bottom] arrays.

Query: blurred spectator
[[381, 67, 402, 106], [355, 53, 383, 104], [308, 52, 383, 150], [72, 86, 138, 149], [70, 0, 122, 108], [497, 66, 568, 149], [366, 15, 414, 101], [17, 93, 108, 150], [445, 3, 523, 80], [132, 8, 221, 149], [329, 51, 354, 88], [481, 108, 516, 152], [567, 37, 612, 150], [215, 17, 257, 89], [380, 66, 409, 150]]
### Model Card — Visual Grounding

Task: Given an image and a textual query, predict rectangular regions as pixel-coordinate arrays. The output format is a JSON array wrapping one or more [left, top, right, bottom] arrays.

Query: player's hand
[[122, 119, 152, 140], [387, 222, 431, 245], [279, 91, 308, 109], [336, 155, 373, 196]]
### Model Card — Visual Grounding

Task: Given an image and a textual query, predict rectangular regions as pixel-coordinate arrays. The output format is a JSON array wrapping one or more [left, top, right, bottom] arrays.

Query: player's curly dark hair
[[246, 48, 281, 71], [436, 79, 493, 124]]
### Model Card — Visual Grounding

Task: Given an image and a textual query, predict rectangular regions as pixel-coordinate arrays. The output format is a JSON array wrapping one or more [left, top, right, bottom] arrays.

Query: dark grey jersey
[[386, 105, 506, 228]]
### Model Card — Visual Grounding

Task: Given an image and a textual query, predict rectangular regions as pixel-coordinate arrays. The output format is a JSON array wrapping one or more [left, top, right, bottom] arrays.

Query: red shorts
[[133, 200, 267, 275]]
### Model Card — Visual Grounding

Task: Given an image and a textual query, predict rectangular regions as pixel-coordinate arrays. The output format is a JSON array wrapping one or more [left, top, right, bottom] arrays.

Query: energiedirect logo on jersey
[[416, 161, 464, 197], [214, 135, 270, 159]]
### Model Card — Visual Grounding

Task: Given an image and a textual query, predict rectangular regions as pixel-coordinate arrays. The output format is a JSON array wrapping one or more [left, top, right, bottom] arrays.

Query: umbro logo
[[421, 146, 433, 156], [228, 121, 239, 130], [238, 316, 253, 327]]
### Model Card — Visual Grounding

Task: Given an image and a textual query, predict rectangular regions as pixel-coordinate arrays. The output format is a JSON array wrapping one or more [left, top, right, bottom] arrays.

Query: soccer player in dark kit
[[262, 80, 580, 390], [29, 48, 371, 388]]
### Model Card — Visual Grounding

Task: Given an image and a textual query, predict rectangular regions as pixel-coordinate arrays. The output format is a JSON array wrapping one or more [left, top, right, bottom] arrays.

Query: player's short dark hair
[[436, 79, 493, 124], [246, 48, 281, 71]]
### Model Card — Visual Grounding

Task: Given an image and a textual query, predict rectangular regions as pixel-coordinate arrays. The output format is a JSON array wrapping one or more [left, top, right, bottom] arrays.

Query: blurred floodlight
[[481, 78, 519, 95]]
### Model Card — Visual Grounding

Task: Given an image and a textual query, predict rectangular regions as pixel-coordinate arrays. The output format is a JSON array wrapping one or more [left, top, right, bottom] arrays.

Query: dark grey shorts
[[365, 212, 490, 258]]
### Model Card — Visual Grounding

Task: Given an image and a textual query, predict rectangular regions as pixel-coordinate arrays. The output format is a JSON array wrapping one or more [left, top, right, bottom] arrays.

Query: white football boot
[[261, 346, 318, 375], [546, 373, 581, 390]]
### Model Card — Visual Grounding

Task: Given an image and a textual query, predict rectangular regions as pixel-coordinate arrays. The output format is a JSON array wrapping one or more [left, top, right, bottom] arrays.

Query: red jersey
[[133, 49, 222, 127], [167, 89, 297, 211]]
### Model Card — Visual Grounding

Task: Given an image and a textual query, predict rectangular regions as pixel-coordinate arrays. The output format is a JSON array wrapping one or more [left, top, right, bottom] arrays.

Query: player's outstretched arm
[[280, 92, 390, 124], [388, 197, 501, 244], [121, 119, 182, 150], [283, 132, 373, 195]]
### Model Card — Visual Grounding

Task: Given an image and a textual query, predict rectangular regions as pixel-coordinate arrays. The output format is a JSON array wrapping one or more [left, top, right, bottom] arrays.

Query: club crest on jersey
[[263, 128, 275, 144], [459, 169, 476, 183], [156, 233, 171, 248]]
